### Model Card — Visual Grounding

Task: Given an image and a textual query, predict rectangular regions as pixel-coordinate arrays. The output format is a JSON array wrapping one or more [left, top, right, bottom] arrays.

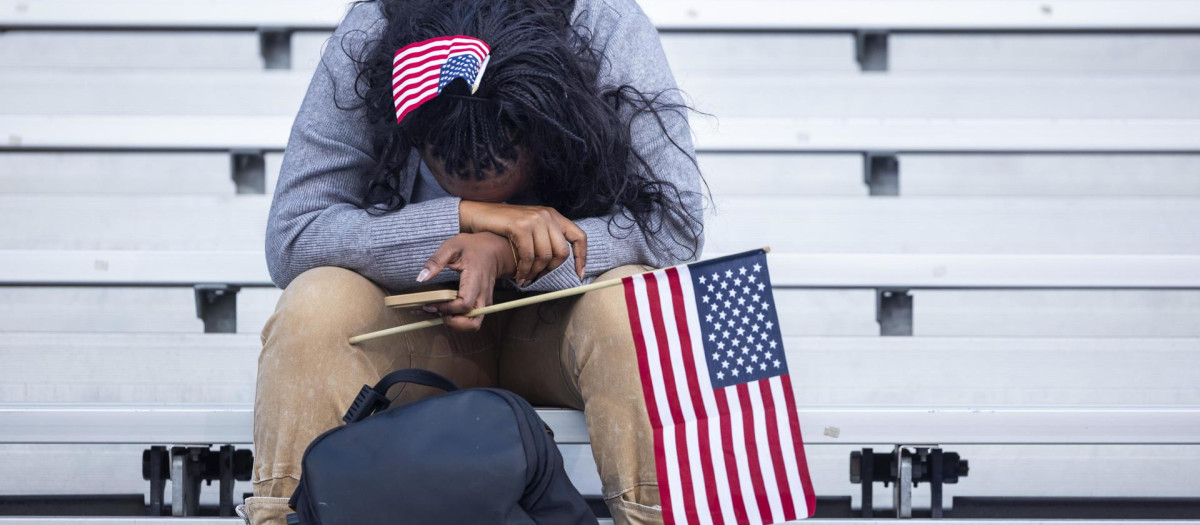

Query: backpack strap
[[342, 369, 460, 424]]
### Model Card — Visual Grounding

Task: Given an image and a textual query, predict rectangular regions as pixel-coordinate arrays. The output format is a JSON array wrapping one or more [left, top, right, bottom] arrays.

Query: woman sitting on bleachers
[[245, 0, 703, 523]]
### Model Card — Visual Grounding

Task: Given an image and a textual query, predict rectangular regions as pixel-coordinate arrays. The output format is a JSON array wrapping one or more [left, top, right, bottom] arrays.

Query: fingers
[[432, 268, 480, 317], [419, 237, 461, 282], [527, 226, 555, 283], [511, 233, 535, 285], [559, 217, 588, 279], [431, 253, 493, 332], [543, 229, 570, 280], [440, 281, 488, 332], [444, 280, 492, 331]]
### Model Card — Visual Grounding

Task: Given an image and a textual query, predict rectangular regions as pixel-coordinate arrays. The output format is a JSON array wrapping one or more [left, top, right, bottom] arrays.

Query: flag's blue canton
[[690, 251, 787, 390], [438, 54, 482, 92]]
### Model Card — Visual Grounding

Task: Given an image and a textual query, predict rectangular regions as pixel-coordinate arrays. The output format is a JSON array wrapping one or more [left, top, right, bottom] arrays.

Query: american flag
[[391, 35, 491, 123], [622, 249, 816, 524]]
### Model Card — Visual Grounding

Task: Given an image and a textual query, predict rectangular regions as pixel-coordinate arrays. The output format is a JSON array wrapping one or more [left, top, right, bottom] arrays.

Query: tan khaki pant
[[245, 265, 663, 524]]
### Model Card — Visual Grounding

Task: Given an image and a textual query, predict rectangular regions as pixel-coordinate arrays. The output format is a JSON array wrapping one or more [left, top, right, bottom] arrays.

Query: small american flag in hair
[[392, 35, 491, 123], [621, 249, 816, 524]]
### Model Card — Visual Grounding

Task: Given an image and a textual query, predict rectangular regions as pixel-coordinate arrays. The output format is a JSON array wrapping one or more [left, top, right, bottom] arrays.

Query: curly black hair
[[343, 0, 703, 259]]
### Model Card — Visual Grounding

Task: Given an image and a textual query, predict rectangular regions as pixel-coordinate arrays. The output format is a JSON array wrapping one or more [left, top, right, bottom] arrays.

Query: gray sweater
[[265, 0, 703, 292]]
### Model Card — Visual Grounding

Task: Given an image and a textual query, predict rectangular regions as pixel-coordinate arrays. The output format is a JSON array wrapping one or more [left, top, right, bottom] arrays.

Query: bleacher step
[[0, 519, 1196, 525]]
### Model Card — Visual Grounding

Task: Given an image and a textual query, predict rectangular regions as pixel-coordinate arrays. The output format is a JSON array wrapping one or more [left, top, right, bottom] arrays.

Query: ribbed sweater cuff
[[516, 217, 629, 291], [368, 197, 461, 287], [513, 250, 582, 292]]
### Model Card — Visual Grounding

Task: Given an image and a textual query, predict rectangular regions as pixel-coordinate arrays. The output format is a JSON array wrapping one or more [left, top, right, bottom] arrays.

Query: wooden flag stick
[[348, 246, 770, 345]]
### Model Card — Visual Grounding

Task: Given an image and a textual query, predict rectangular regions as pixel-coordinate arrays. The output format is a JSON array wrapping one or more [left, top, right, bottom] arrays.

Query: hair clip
[[392, 35, 491, 123]]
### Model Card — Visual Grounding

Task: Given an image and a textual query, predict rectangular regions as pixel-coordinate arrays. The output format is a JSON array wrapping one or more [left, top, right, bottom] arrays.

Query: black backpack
[[286, 368, 598, 525]]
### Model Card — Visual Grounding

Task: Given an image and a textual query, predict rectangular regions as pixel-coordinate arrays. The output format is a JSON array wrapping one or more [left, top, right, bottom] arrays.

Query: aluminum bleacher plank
[[4, 0, 1200, 30], [0, 115, 291, 150], [0, 520, 246, 525], [0, 521, 1197, 525], [5, 333, 1197, 407], [643, 1, 1200, 31], [3, 251, 1199, 289], [0, 405, 590, 445], [8, 72, 1200, 120], [0, 152, 238, 195], [0, 0, 353, 29], [5, 115, 1200, 152], [915, 289, 1200, 337], [764, 254, 1200, 289], [3, 404, 1197, 445], [0, 31, 264, 71], [0, 250, 272, 286], [3, 196, 1198, 254], [891, 33, 1200, 74], [693, 117, 1200, 152], [0, 287, 282, 334], [704, 197, 1200, 256], [12, 151, 1200, 198]]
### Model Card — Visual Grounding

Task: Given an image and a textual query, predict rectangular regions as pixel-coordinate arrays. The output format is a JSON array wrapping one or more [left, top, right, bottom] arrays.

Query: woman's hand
[[417, 232, 517, 331], [459, 201, 587, 285]]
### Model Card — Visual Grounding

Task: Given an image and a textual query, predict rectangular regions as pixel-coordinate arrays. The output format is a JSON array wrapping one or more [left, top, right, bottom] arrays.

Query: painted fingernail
[[416, 269, 430, 282], [422, 305, 437, 313]]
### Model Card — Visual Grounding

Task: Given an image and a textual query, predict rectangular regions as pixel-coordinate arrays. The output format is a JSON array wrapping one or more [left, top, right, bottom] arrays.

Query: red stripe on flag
[[622, 276, 675, 524], [666, 268, 725, 524], [736, 383, 773, 524], [393, 76, 439, 105], [644, 272, 699, 523], [781, 374, 817, 517], [392, 60, 442, 90], [394, 39, 457, 62], [759, 380, 796, 521], [712, 387, 749, 524]]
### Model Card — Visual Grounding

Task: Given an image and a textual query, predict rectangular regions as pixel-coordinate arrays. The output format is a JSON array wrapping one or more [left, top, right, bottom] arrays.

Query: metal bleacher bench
[[3, 0, 1200, 521], [6, 0, 1200, 30]]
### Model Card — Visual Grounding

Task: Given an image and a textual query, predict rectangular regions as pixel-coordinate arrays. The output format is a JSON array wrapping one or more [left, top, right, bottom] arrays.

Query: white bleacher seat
[[4, 0, 1200, 30], [4, 251, 1200, 289], [891, 34, 1200, 74], [898, 154, 1200, 197], [7, 404, 1198, 447], [10, 72, 1200, 119], [3, 332, 1198, 509], [0, 31, 266, 70], [915, 289, 1200, 338], [0, 521, 1188, 525], [7, 114, 1200, 152], [9, 195, 1198, 254], [0, 152, 241, 195], [9, 152, 1199, 199], [3, 333, 1197, 446], [0, 286, 283, 334], [6, 333, 1195, 406]]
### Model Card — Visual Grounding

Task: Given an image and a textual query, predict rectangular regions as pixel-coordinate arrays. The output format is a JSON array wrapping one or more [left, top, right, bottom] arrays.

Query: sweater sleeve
[[265, 1, 463, 290], [516, 0, 705, 292]]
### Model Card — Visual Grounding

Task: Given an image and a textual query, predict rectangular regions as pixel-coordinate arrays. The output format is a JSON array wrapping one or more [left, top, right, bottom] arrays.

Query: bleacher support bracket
[[856, 31, 890, 72], [232, 150, 267, 195], [851, 446, 969, 518], [195, 284, 241, 334], [865, 152, 900, 196], [877, 289, 913, 336], [142, 445, 252, 516], [258, 28, 292, 70]]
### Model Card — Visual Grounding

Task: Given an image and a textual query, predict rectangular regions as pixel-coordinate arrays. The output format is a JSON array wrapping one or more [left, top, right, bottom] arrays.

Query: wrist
[[458, 200, 479, 233], [477, 232, 517, 278]]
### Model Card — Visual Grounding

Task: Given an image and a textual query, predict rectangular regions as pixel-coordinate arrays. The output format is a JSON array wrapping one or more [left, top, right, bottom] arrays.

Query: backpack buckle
[[342, 385, 389, 424]]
